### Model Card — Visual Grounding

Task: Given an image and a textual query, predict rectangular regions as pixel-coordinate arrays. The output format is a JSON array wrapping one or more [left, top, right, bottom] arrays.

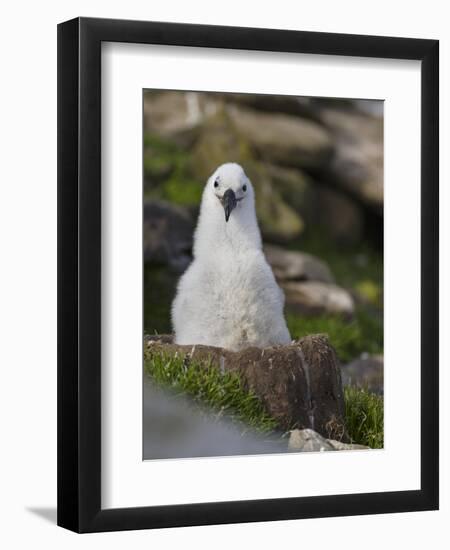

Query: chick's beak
[[221, 188, 237, 222]]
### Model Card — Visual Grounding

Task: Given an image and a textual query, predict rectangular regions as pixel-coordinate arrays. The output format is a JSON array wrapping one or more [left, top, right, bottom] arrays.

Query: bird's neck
[[193, 212, 262, 259]]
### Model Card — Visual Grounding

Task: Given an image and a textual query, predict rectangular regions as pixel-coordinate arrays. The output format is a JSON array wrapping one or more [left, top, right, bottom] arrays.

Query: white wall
[[0, 1, 448, 548]]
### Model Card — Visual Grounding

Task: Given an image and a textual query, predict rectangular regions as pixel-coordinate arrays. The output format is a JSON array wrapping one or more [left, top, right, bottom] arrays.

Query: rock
[[289, 428, 334, 451], [329, 439, 369, 451], [249, 161, 305, 242], [144, 380, 286, 459], [264, 244, 334, 283], [341, 354, 384, 394], [310, 185, 364, 245], [264, 164, 364, 245], [352, 99, 384, 117], [264, 163, 315, 210], [143, 91, 221, 147], [288, 428, 368, 452], [264, 163, 364, 245], [227, 105, 333, 170], [282, 281, 355, 317], [222, 93, 322, 122], [318, 107, 383, 212], [189, 109, 244, 179], [143, 200, 194, 270], [145, 334, 348, 441], [190, 111, 305, 242]]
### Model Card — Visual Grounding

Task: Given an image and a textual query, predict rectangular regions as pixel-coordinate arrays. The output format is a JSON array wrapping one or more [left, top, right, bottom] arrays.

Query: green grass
[[344, 386, 384, 448], [287, 308, 383, 363], [162, 175, 203, 206], [144, 352, 278, 434], [144, 132, 203, 206]]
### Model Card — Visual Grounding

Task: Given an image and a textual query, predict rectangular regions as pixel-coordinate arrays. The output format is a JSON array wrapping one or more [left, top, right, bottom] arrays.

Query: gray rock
[[264, 163, 314, 211], [250, 163, 305, 242], [289, 428, 335, 451], [143, 200, 194, 270], [264, 244, 334, 283], [318, 107, 383, 212], [341, 354, 384, 394], [352, 99, 384, 117], [288, 429, 369, 452], [227, 105, 333, 169], [308, 185, 364, 245], [282, 280, 355, 317], [143, 380, 286, 459], [265, 164, 364, 245], [222, 93, 322, 121], [143, 91, 220, 147], [145, 334, 348, 441]]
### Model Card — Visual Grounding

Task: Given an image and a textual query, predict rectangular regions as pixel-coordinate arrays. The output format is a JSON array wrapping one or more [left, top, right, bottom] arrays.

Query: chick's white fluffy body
[[171, 163, 291, 351]]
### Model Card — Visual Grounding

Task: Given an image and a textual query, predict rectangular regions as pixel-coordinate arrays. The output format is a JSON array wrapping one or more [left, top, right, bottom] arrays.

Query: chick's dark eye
[[242, 184, 247, 192], [214, 179, 219, 188]]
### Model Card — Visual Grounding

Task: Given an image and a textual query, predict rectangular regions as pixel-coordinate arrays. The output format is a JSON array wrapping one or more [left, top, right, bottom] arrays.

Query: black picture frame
[[57, 16, 439, 533]]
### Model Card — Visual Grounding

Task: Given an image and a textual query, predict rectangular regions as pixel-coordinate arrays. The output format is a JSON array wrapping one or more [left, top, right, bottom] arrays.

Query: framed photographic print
[[57, 17, 439, 532]]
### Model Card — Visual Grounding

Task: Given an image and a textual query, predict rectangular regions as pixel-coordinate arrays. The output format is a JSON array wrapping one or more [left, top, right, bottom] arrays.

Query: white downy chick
[[171, 163, 291, 351]]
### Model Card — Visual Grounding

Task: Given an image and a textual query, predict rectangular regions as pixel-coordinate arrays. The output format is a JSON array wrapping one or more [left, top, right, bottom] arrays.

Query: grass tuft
[[144, 352, 278, 434], [344, 386, 384, 448]]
